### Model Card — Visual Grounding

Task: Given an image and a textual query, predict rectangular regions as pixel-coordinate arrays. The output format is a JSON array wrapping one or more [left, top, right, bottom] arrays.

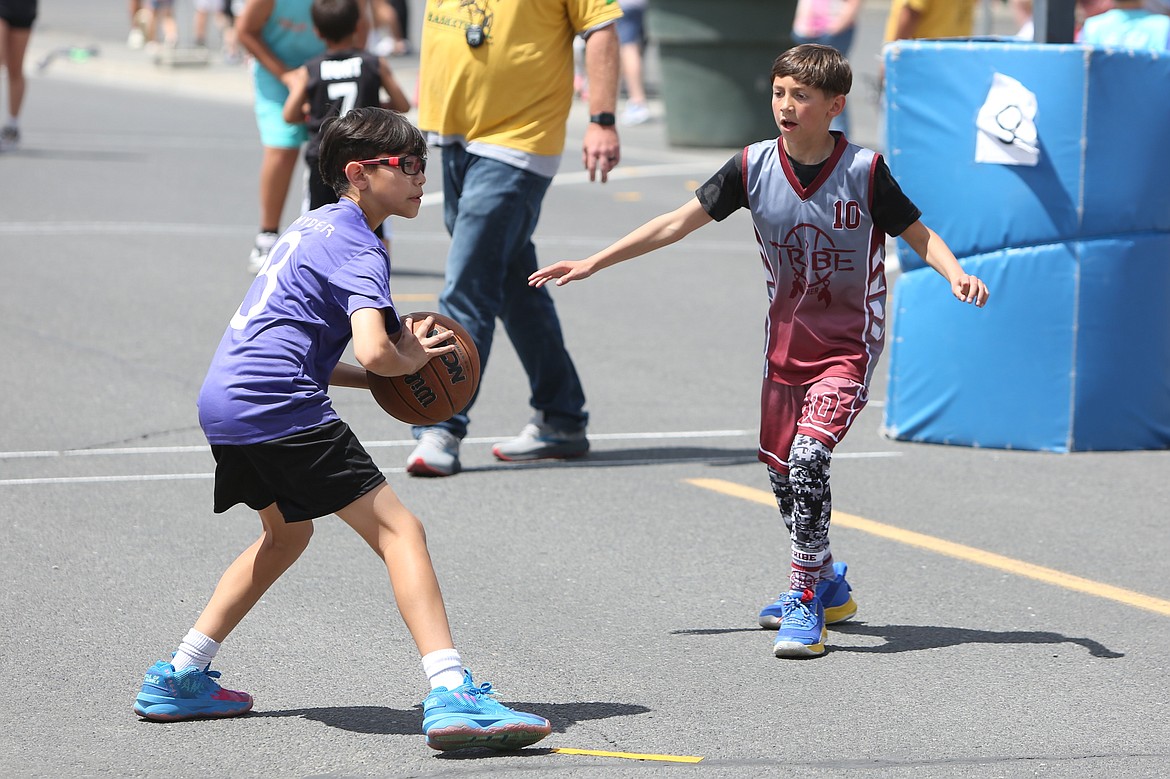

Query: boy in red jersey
[[529, 44, 989, 658]]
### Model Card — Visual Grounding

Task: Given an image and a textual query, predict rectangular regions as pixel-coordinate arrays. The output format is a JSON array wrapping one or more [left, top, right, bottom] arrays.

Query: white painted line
[[0, 428, 900, 486], [418, 162, 720, 209], [2, 445, 211, 459], [1, 473, 215, 486], [365, 428, 758, 448], [0, 429, 757, 460]]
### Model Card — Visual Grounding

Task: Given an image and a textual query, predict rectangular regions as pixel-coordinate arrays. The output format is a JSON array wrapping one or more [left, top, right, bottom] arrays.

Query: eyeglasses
[[355, 155, 427, 175]]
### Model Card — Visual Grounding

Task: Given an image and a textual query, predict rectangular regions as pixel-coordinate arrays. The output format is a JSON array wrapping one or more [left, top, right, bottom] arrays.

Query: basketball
[[367, 311, 481, 425]]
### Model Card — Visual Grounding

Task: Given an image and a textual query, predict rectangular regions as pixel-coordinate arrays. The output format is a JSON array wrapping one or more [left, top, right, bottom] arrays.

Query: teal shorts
[[254, 92, 307, 149]]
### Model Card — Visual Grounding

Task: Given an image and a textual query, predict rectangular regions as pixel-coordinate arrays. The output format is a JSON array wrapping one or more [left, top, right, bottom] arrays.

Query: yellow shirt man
[[418, 0, 623, 160], [884, 0, 978, 42]]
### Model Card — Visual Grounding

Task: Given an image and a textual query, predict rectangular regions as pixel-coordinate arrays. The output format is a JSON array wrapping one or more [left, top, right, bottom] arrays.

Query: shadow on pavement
[[830, 622, 1125, 658], [463, 446, 760, 473], [250, 700, 651, 736], [671, 623, 1123, 659]]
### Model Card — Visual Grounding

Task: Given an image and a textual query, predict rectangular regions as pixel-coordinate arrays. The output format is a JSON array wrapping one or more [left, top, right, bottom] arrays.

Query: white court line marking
[[0, 429, 901, 486], [0, 162, 722, 238], [417, 163, 720, 210], [0, 428, 897, 459], [0, 429, 758, 460], [0, 452, 900, 487]]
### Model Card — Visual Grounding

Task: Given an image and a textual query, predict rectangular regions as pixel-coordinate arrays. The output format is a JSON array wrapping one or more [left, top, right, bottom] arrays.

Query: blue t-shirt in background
[[199, 198, 399, 445], [1081, 9, 1170, 51], [251, 0, 326, 103]]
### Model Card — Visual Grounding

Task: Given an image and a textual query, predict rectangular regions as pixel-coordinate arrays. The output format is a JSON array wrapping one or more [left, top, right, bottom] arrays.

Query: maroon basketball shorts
[[758, 375, 869, 473]]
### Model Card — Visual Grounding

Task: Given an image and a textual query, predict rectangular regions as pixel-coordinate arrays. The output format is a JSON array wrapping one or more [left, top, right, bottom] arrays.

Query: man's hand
[[583, 124, 620, 183]]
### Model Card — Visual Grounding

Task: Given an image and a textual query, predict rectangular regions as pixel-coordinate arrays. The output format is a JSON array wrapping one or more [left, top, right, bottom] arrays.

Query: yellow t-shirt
[[884, 0, 978, 42], [418, 0, 623, 157]]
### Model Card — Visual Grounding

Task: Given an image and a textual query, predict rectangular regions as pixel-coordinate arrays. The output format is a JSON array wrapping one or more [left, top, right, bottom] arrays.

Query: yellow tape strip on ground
[[553, 748, 703, 763], [687, 477, 1170, 617]]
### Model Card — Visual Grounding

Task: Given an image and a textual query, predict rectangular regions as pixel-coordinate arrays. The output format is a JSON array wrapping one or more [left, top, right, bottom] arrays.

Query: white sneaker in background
[[247, 231, 279, 274], [621, 102, 651, 126]]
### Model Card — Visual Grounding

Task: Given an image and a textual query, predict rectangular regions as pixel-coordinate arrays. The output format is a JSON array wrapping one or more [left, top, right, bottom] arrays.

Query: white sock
[[4, 116, 16, 129], [172, 628, 220, 671], [422, 648, 465, 691]]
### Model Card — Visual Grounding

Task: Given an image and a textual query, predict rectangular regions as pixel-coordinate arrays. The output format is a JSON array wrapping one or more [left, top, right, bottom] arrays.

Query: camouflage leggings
[[768, 434, 833, 590]]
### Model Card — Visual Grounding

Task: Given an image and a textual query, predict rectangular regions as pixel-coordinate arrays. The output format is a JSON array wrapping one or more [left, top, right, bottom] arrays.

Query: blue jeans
[[418, 147, 588, 440]]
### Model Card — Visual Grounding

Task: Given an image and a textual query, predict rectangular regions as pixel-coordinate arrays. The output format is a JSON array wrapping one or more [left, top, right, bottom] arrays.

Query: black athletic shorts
[[210, 419, 386, 523], [0, 0, 37, 28]]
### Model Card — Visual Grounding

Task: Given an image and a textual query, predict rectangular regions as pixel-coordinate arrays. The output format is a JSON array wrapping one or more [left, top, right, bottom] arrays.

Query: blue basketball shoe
[[422, 670, 552, 751], [759, 561, 857, 629], [771, 589, 828, 658], [133, 660, 253, 721]]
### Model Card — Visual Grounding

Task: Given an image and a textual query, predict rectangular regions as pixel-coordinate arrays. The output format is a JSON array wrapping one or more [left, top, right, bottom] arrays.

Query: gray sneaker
[[492, 416, 589, 462], [0, 125, 19, 152], [406, 428, 462, 477], [247, 231, 279, 274]]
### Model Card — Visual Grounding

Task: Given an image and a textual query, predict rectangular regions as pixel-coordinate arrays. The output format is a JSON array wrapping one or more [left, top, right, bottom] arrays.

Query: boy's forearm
[[593, 201, 711, 271], [330, 362, 370, 388], [919, 229, 963, 283], [360, 345, 421, 379]]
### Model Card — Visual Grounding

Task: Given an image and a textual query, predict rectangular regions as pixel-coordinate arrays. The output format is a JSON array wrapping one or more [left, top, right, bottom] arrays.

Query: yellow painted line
[[613, 191, 643, 202], [553, 747, 702, 763], [393, 293, 437, 302], [687, 477, 1170, 618]]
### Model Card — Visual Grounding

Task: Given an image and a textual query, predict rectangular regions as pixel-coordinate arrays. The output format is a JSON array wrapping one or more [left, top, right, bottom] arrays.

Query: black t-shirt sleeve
[[696, 153, 748, 222], [871, 156, 922, 238], [696, 150, 922, 237]]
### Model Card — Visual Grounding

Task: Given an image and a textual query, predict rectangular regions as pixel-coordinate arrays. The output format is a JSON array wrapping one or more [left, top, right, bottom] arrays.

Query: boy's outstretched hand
[[951, 273, 990, 308], [529, 260, 595, 288]]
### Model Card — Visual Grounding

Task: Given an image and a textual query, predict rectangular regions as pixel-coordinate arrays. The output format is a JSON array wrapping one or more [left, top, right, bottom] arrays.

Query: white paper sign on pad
[[975, 72, 1040, 167]]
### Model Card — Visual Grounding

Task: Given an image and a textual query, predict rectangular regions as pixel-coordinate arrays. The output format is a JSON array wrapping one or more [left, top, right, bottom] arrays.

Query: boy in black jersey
[[531, 44, 990, 659], [283, 0, 410, 252]]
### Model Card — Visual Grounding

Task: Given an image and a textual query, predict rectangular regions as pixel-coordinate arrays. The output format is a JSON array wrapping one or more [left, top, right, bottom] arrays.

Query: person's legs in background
[[387, 0, 410, 54], [249, 94, 307, 272], [128, 0, 148, 48], [0, 15, 33, 151], [616, 3, 650, 125], [407, 148, 587, 476]]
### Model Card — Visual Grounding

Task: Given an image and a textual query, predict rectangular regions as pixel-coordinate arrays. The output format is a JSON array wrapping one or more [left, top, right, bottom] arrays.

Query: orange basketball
[[367, 311, 481, 425]]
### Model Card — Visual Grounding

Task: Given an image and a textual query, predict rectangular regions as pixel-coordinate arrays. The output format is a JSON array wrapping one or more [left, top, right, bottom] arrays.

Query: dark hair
[[771, 43, 852, 97], [311, 0, 361, 43], [318, 107, 428, 197]]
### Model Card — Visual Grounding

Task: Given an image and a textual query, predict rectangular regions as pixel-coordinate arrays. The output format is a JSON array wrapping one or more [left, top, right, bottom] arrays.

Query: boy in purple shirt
[[134, 107, 552, 752]]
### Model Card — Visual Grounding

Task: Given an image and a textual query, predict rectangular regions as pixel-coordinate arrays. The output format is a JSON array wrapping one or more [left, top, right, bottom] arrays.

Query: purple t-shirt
[[198, 198, 399, 445]]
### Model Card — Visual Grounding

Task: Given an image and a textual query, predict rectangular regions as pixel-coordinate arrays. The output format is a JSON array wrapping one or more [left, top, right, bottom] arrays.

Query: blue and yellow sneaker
[[133, 660, 253, 721], [771, 589, 827, 658], [759, 561, 857, 629], [422, 670, 552, 751]]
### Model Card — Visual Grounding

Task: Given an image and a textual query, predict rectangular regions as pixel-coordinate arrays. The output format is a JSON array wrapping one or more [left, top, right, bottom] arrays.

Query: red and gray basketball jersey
[[744, 135, 886, 387]]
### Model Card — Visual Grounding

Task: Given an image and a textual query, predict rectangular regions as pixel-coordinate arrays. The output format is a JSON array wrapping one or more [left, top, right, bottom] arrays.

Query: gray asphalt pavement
[[3, 2, 1169, 778]]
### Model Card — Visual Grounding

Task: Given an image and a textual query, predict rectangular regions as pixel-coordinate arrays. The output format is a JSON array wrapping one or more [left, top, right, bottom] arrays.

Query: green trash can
[[646, 0, 796, 147]]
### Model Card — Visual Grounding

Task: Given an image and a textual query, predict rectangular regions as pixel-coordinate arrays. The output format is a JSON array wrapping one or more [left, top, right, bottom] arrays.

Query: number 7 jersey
[[744, 135, 887, 388]]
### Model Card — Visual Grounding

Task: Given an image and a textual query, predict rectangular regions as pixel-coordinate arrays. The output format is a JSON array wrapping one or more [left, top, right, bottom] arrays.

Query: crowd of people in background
[[2, 1, 1166, 173], [122, 0, 411, 63]]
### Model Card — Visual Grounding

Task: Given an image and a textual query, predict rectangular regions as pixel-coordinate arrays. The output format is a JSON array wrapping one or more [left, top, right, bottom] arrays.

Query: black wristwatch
[[589, 112, 616, 127]]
